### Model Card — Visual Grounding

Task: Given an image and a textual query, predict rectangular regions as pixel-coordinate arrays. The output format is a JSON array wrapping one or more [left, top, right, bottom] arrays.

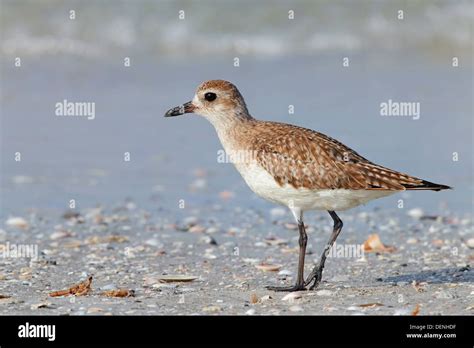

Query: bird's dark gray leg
[[267, 218, 307, 292], [304, 210, 343, 290]]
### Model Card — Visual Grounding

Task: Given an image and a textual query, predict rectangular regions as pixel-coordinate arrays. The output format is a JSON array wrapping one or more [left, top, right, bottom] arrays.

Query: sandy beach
[[1, 199, 473, 315]]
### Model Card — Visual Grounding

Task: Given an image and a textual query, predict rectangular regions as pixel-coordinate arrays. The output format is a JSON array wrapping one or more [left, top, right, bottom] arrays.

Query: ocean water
[[0, 0, 472, 219], [1, 0, 472, 59]]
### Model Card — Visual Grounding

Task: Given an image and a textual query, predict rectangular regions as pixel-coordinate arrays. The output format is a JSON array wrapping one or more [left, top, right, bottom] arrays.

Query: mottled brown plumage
[[244, 120, 448, 191]]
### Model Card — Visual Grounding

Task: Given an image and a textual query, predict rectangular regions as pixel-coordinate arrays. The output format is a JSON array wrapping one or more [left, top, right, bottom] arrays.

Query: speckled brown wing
[[252, 121, 449, 191]]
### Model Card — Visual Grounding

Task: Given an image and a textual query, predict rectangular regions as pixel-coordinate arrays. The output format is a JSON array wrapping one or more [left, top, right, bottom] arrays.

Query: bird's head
[[164, 80, 251, 126]]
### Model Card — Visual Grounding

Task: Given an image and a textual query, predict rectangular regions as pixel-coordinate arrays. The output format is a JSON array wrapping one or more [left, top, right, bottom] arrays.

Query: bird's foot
[[266, 284, 306, 292], [304, 263, 324, 290]]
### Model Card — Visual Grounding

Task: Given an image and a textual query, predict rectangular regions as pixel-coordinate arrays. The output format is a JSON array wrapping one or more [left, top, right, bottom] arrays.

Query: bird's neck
[[208, 109, 253, 132], [210, 111, 256, 152]]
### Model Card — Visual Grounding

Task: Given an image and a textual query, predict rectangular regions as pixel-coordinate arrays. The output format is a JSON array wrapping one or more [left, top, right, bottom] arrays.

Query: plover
[[164, 80, 450, 291]]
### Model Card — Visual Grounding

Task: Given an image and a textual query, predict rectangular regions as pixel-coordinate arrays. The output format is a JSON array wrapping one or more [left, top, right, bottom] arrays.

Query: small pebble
[[183, 216, 199, 227], [50, 230, 72, 240], [289, 305, 304, 312], [145, 238, 162, 247], [281, 292, 302, 303], [202, 305, 221, 313], [466, 238, 474, 249], [278, 270, 292, 276], [31, 302, 52, 310], [315, 290, 333, 297], [250, 293, 258, 304], [87, 307, 103, 314], [394, 308, 411, 315], [188, 225, 205, 233], [255, 264, 281, 272], [407, 208, 424, 219], [5, 217, 29, 230], [199, 236, 217, 245], [206, 227, 219, 234]]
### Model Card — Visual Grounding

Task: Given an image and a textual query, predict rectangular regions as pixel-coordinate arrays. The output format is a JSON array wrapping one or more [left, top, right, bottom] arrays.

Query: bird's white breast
[[233, 161, 395, 211]]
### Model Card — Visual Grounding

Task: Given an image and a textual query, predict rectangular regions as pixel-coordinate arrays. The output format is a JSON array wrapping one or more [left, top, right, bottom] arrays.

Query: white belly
[[234, 162, 395, 211]]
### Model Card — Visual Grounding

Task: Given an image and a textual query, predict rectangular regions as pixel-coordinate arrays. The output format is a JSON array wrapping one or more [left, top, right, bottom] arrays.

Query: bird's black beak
[[164, 101, 195, 117]]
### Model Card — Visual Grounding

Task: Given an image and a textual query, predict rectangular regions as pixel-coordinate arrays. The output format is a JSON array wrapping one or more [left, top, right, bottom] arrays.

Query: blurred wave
[[1, 0, 472, 60]]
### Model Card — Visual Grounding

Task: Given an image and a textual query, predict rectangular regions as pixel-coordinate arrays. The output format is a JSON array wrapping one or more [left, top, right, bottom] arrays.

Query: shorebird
[[164, 80, 450, 292]]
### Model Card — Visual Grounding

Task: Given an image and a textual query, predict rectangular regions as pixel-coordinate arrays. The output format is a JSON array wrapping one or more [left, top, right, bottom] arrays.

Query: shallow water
[[1, 0, 472, 59]]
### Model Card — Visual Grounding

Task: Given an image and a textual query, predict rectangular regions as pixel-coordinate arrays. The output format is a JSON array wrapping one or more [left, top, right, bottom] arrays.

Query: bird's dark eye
[[204, 92, 217, 102]]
